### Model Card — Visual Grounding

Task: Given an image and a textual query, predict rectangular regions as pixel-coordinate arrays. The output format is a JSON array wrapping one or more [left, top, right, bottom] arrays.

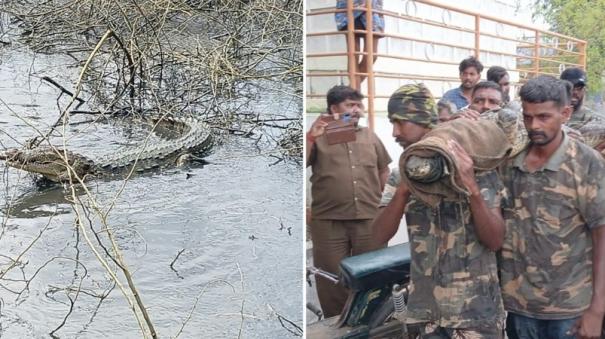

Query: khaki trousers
[[310, 218, 383, 318]]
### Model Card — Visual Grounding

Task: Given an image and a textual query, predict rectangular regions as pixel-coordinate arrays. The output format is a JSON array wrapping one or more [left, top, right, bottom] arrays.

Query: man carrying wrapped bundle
[[393, 77, 605, 338], [373, 84, 507, 338]]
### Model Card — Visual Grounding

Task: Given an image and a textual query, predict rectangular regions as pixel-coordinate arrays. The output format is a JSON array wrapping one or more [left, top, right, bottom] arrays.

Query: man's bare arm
[[449, 140, 505, 251], [372, 185, 409, 246]]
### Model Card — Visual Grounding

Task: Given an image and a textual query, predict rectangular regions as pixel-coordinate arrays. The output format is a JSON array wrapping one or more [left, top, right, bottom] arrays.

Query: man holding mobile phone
[[306, 85, 391, 317]]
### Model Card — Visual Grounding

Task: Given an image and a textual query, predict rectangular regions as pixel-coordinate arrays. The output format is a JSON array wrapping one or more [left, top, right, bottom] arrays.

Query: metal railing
[[306, 0, 587, 130]]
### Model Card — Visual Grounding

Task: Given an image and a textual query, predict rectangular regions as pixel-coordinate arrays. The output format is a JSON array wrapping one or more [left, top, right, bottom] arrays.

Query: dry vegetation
[[1, 0, 302, 160]]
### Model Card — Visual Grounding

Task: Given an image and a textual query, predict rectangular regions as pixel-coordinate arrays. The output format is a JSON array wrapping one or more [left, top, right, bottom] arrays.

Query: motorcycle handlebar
[[307, 266, 339, 284]]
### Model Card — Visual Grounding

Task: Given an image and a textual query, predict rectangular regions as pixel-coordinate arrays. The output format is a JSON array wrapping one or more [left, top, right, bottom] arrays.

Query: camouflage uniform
[[566, 105, 604, 130], [499, 132, 605, 319], [385, 84, 506, 333], [405, 170, 506, 331]]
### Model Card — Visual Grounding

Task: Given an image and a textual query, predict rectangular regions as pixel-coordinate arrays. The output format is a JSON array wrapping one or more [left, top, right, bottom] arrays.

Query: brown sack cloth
[[399, 118, 512, 207]]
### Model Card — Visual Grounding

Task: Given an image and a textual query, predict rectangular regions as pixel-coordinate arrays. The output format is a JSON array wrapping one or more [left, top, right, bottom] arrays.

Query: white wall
[[306, 0, 545, 112]]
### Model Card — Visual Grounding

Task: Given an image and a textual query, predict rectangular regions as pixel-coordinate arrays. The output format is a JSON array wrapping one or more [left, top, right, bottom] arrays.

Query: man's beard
[[572, 97, 583, 112], [395, 138, 410, 148], [462, 81, 474, 89]]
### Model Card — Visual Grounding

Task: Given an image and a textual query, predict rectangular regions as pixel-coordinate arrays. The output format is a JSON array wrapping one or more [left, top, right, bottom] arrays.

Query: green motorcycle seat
[[339, 243, 411, 291]]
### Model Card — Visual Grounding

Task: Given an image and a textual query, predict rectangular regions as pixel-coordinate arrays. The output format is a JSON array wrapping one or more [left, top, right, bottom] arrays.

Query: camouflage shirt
[[405, 170, 506, 328], [566, 105, 604, 130], [499, 133, 605, 319], [379, 167, 400, 207]]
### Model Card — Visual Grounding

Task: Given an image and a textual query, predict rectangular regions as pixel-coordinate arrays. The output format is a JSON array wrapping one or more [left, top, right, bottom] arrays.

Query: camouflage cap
[[387, 84, 438, 128]]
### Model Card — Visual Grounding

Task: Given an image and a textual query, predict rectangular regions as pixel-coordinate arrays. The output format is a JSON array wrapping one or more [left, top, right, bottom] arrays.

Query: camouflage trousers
[[409, 322, 504, 339]]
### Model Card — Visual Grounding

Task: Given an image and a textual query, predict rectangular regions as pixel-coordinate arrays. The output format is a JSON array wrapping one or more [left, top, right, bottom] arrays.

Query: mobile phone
[[319, 113, 335, 123], [342, 112, 352, 123]]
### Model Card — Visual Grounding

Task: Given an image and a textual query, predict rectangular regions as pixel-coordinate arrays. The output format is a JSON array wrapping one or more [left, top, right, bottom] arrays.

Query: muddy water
[[0, 46, 302, 338]]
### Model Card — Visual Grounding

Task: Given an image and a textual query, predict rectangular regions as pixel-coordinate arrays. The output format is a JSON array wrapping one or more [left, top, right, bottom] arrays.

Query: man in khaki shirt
[[306, 85, 391, 317]]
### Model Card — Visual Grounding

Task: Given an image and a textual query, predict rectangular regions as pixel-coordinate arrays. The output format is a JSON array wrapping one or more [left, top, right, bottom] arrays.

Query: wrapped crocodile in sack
[[400, 117, 512, 207], [400, 105, 598, 207]]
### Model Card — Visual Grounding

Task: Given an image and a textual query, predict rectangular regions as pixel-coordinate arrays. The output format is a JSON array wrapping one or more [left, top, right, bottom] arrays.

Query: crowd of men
[[306, 56, 605, 339]]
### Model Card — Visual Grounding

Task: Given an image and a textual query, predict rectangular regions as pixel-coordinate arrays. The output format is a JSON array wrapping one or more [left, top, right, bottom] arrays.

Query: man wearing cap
[[373, 84, 506, 337], [306, 85, 391, 318], [373, 84, 450, 229], [561, 67, 603, 129]]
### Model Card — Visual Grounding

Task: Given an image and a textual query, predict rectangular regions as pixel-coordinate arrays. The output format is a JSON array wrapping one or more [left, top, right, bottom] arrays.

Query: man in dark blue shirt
[[442, 56, 483, 110]]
